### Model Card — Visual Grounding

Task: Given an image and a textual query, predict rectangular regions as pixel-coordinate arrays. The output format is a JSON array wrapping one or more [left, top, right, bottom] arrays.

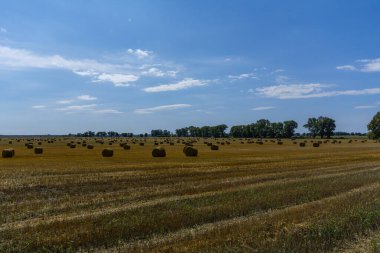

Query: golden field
[[1, 137, 380, 252]]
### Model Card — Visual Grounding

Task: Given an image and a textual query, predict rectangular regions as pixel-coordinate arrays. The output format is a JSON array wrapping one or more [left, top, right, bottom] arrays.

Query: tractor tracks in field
[[88, 182, 380, 253], [1, 163, 380, 233]]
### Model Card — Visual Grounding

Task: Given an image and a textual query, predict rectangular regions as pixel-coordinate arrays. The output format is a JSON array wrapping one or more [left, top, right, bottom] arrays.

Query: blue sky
[[1, 0, 380, 134]]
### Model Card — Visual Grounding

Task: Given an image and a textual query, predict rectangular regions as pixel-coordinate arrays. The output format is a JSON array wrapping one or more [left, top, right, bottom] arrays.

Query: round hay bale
[[2, 148, 15, 158], [152, 146, 166, 157], [70, 144, 76, 149], [256, 141, 264, 145], [87, 144, 94, 149], [123, 144, 131, 150], [27, 143, 34, 149], [313, 143, 320, 147], [211, 145, 219, 151], [34, 147, 43, 154], [139, 142, 145, 146], [102, 148, 114, 157], [183, 146, 198, 157], [277, 141, 283, 145], [299, 142, 306, 147], [170, 142, 174, 146], [38, 142, 42, 145]]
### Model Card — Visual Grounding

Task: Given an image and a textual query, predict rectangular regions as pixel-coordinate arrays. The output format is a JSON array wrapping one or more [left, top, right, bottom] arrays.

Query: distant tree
[[283, 120, 298, 138], [256, 119, 271, 138], [304, 116, 336, 138], [319, 116, 336, 138], [303, 117, 319, 138], [368, 112, 380, 139]]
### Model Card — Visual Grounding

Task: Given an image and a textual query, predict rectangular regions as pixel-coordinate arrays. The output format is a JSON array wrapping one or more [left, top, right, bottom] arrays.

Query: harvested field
[[1, 137, 380, 252]]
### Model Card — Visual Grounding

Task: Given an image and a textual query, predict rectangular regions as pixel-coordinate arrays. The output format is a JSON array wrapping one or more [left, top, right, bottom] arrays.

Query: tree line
[[70, 116, 341, 138]]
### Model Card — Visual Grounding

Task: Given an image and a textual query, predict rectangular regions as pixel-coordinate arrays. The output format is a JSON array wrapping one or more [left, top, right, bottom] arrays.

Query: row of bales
[[0, 137, 374, 159]]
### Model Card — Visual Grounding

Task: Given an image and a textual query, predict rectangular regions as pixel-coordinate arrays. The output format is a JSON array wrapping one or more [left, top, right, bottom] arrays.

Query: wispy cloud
[[337, 58, 380, 72], [127, 49, 152, 59], [77, 95, 97, 101], [57, 104, 97, 112], [92, 73, 139, 87], [354, 105, 377, 109], [94, 109, 123, 114], [134, 104, 191, 114], [228, 72, 256, 80], [32, 105, 46, 109], [56, 99, 74, 104], [143, 78, 208, 93], [255, 83, 380, 99], [141, 67, 177, 77], [0, 45, 178, 87], [252, 106, 275, 111], [336, 65, 357, 71], [0, 27, 7, 33]]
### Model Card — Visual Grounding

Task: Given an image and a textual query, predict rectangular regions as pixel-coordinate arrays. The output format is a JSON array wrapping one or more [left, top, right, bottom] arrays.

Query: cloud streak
[[134, 104, 191, 114], [0, 45, 178, 87], [256, 83, 380, 99], [143, 78, 207, 93], [337, 58, 380, 72], [252, 106, 275, 111]]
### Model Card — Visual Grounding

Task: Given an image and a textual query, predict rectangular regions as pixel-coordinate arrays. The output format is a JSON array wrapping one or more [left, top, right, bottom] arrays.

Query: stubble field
[[1, 137, 380, 252]]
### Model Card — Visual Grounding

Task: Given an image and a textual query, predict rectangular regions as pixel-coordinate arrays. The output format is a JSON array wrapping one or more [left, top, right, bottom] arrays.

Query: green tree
[[283, 120, 298, 138], [368, 112, 380, 139], [319, 116, 336, 138], [303, 117, 319, 138]]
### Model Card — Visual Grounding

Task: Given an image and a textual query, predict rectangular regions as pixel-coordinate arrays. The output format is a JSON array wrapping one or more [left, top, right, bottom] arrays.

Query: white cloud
[[0, 44, 146, 87], [127, 49, 152, 59], [0, 27, 7, 33], [94, 109, 123, 114], [92, 73, 139, 86], [32, 105, 46, 109], [337, 58, 380, 72], [336, 65, 357, 71], [141, 67, 177, 77], [57, 104, 97, 112], [134, 104, 191, 114], [77, 95, 97, 101], [56, 99, 74, 104], [143, 78, 208, 93], [256, 83, 380, 99], [360, 58, 380, 72], [252, 106, 275, 111], [354, 105, 377, 109], [228, 72, 256, 80]]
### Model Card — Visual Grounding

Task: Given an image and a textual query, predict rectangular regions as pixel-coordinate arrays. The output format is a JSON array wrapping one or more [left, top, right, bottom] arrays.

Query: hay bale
[[313, 143, 320, 147], [256, 141, 264, 145], [34, 147, 43, 154], [27, 143, 34, 149], [2, 148, 15, 158], [211, 145, 219, 151], [277, 141, 283, 145], [139, 142, 145, 146], [87, 144, 94, 149], [70, 144, 76, 149], [152, 146, 166, 157], [123, 144, 131, 150], [299, 142, 306, 147], [102, 148, 114, 157], [183, 146, 198, 157]]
